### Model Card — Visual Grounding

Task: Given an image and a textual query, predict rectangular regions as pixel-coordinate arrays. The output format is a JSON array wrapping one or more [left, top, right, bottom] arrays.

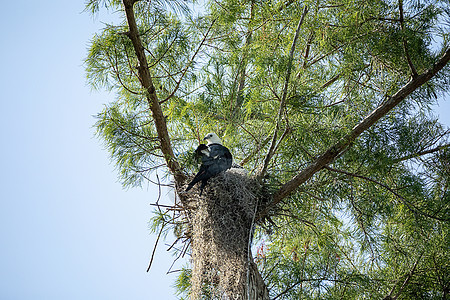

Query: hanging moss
[[179, 168, 269, 299]]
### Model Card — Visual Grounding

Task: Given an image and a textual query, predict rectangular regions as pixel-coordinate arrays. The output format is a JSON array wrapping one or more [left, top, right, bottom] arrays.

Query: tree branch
[[231, 0, 255, 116], [301, 31, 314, 69], [122, 0, 185, 184], [240, 136, 271, 166], [146, 222, 165, 272], [258, 6, 308, 179], [384, 252, 424, 300], [392, 252, 422, 300], [393, 143, 450, 163], [262, 47, 450, 214], [324, 166, 450, 222], [160, 18, 216, 104], [108, 46, 140, 95], [399, 0, 418, 78]]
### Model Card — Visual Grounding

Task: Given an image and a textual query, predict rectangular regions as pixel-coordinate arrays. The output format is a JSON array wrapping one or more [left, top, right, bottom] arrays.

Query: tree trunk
[[184, 170, 270, 300], [247, 259, 270, 300]]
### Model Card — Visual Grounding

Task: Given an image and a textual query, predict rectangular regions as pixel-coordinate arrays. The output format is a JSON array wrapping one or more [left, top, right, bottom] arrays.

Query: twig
[[107, 46, 140, 95], [150, 203, 180, 209], [301, 31, 314, 69], [155, 173, 162, 213], [240, 136, 271, 166], [258, 6, 308, 179], [146, 223, 165, 272], [148, 31, 179, 68], [325, 166, 450, 222], [385, 252, 424, 299], [393, 143, 450, 163], [399, 0, 418, 78], [160, 18, 216, 104]]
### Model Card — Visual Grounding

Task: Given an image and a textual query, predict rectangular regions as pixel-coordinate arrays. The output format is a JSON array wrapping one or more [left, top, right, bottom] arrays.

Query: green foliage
[[174, 267, 192, 299], [84, 0, 122, 14], [86, 0, 450, 298]]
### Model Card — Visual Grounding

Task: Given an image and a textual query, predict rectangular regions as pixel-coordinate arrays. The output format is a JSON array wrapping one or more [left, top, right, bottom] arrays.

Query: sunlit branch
[[123, 42, 141, 81], [147, 31, 179, 68], [261, 47, 450, 217], [143, 46, 180, 84], [258, 6, 308, 180], [160, 18, 216, 104], [106, 110, 158, 143], [306, 30, 381, 69], [108, 47, 141, 95]]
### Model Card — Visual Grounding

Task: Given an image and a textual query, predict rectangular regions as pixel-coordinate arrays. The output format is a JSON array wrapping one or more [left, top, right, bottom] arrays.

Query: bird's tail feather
[[185, 177, 200, 192]]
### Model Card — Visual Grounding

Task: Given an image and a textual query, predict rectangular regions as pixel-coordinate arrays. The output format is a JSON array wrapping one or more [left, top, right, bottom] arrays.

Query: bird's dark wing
[[194, 144, 209, 157], [185, 163, 211, 192], [186, 145, 213, 192], [208, 144, 233, 173], [185, 143, 233, 194]]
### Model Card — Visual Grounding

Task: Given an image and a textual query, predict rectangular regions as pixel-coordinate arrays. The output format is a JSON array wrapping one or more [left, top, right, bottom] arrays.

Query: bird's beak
[[203, 136, 207, 140]]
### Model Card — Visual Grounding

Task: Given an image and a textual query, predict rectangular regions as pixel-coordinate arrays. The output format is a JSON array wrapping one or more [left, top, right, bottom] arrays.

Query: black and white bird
[[186, 132, 233, 194]]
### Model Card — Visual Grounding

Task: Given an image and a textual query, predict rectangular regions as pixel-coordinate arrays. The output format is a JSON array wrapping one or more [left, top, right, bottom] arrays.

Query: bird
[[185, 132, 233, 194]]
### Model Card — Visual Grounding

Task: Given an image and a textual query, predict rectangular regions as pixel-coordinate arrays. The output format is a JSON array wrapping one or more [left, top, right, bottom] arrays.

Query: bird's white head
[[204, 132, 222, 145]]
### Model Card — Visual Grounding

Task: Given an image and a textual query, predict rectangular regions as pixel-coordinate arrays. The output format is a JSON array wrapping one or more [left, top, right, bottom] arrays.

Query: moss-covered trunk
[[181, 170, 270, 300]]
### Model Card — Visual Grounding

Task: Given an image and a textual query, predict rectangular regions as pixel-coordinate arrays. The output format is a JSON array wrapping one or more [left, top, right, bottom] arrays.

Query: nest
[[179, 168, 264, 299]]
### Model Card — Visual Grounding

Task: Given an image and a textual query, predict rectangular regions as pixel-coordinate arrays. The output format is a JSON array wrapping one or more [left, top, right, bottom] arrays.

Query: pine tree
[[85, 0, 450, 299]]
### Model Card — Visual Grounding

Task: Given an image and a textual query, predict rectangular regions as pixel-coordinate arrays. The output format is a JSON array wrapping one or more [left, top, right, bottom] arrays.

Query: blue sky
[[0, 1, 448, 300], [0, 1, 182, 299]]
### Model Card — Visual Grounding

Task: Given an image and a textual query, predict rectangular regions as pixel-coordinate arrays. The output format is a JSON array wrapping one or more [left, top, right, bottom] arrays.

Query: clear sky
[[0, 1, 448, 300], [0, 1, 182, 299]]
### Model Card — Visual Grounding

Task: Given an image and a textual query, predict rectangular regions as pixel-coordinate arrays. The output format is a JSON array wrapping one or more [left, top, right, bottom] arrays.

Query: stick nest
[[178, 168, 270, 299]]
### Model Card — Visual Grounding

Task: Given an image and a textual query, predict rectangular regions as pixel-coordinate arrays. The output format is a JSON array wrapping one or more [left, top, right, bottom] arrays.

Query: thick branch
[[122, 0, 185, 184], [266, 47, 450, 209]]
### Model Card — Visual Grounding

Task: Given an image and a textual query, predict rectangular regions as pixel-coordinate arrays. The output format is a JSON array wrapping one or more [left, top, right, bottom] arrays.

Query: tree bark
[[247, 259, 270, 300], [122, 0, 185, 185], [260, 47, 450, 216]]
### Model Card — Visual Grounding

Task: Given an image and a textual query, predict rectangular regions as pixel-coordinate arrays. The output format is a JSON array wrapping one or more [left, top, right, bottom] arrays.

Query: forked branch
[[259, 47, 450, 216], [258, 6, 308, 179]]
